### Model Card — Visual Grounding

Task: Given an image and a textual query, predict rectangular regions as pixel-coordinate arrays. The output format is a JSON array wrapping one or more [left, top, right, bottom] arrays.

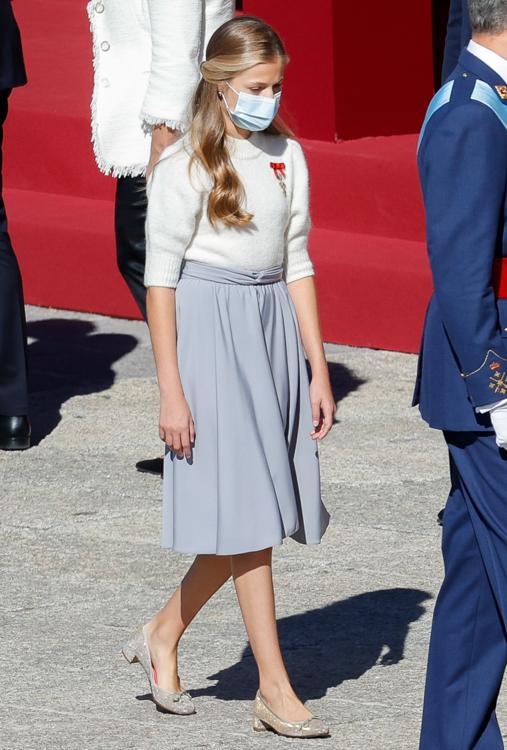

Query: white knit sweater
[[87, 0, 234, 177], [144, 133, 315, 287]]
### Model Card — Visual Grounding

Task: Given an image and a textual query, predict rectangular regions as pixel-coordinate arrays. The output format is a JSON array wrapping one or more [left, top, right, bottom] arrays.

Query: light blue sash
[[417, 80, 454, 153], [470, 79, 507, 130]]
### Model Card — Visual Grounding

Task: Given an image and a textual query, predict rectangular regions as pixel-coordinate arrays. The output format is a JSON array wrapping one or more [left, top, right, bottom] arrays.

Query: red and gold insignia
[[270, 162, 287, 195], [489, 370, 507, 394], [495, 85, 507, 101], [490, 362, 501, 371]]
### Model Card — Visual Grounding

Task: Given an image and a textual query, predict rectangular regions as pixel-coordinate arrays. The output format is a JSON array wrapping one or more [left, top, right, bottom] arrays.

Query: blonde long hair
[[190, 16, 293, 228]]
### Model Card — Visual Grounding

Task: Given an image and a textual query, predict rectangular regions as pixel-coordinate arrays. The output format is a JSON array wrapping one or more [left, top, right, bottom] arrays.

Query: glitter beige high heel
[[122, 625, 196, 715], [252, 691, 330, 738]]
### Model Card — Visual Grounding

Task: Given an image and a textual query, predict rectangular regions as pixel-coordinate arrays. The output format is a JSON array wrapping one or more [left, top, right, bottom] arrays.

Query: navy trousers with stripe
[[420, 431, 507, 750]]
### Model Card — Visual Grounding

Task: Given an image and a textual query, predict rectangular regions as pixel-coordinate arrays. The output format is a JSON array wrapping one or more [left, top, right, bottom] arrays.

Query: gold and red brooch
[[270, 162, 287, 195]]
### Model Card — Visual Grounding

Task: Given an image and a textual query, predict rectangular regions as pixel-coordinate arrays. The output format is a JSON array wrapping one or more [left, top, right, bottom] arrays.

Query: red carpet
[[3, 0, 431, 352]]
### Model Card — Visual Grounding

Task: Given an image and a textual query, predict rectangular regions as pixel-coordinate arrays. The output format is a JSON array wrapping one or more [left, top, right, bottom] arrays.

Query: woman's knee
[[231, 548, 272, 574]]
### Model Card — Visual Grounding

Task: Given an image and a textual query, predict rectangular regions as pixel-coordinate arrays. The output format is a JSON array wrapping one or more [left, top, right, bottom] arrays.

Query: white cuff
[[476, 398, 507, 414], [144, 253, 183, 288], [141, 114, 188, 135]]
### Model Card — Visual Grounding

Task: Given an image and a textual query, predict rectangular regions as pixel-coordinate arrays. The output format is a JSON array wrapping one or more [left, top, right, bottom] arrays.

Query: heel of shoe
[[122, 642, 139, 664], [0, 435, 30, 450], [253, 716, 268, 733]]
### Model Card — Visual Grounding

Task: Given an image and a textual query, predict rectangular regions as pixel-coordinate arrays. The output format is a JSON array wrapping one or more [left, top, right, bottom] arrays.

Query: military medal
[[489, 369, 507, 394], [270, 162, 287, 195]]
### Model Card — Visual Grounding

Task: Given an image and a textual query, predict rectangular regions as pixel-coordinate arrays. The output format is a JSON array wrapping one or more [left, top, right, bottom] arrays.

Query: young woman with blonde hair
[[123, 15, 335, 738]]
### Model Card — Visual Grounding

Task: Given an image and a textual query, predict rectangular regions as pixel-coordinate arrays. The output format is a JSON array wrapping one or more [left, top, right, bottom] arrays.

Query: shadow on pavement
[[26, 318, 138, 445], [193, 587, 431, 702], [327, 361, 366, 406], [25, 319, 363, 445]]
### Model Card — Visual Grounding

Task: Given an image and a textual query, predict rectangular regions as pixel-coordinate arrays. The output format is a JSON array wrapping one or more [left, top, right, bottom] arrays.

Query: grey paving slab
[[1, 305, 505, 749]]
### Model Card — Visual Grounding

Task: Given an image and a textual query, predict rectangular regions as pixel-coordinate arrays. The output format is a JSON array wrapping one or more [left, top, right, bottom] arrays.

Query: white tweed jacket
[[87, 0, 234, 177]]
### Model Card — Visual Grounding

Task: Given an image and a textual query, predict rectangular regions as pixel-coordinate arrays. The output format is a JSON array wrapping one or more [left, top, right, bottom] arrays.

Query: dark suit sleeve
[[0, 0, 27, 90], [419, 102, 507, 408], [442, 0, 466, 83]]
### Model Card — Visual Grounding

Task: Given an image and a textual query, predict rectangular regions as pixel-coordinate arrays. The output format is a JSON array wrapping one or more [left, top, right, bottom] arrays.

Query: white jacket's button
[[94, 2, 105, 12], [101, 41, 111, 52], [101, 77, 110, 87]]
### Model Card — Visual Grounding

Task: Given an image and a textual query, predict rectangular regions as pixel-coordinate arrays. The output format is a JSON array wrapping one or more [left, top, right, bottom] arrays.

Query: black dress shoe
[[0, 415, 31, 451], [135, 457, 163, 476], [437, 508, 445, 526]]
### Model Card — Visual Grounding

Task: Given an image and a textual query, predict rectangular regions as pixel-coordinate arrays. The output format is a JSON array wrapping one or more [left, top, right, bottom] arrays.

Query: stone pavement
[[1, 306, 504, 750]]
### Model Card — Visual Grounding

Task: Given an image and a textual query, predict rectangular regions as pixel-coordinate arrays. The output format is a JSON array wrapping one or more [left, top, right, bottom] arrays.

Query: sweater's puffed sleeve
[[284, 140, 315, 284], [144, 147, 204, 288]]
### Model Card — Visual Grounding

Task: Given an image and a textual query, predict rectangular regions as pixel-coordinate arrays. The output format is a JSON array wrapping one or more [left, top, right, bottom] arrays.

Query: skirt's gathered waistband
[[180, 260, 284, 286]]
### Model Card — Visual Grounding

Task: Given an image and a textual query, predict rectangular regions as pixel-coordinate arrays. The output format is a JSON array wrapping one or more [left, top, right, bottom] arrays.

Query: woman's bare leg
[[231, 547, 312, 722], [146, 554, 231, 692]]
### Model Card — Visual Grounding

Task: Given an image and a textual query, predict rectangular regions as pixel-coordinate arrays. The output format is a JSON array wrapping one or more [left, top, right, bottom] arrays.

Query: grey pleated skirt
[[162, 260, 330, 555]]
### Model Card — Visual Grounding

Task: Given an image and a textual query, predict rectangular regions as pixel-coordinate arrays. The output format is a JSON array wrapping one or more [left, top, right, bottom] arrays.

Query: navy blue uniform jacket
[[414, 49, 507, 432], [0, 0, 26, 90], [442, 0, 471, 83]]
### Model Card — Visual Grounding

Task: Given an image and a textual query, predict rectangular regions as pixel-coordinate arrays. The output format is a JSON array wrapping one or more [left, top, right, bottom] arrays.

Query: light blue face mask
[[222, 82, 281, 132]]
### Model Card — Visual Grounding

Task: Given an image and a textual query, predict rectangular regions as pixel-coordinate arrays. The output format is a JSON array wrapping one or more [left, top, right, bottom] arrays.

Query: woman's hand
[[146, 288, 192, 456], [309, 374, 336, 440], [159, 392, 195, 459], [146, 125, 181, 180], [286, 277, 336, 441]]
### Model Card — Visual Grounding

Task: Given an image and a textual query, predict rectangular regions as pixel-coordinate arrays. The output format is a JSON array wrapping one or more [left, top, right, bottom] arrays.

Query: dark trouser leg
[[116, 176, 161, 471], [114, 175, 148, 320], [420, 432, 507, 750], [0, 88, 28, 416]]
